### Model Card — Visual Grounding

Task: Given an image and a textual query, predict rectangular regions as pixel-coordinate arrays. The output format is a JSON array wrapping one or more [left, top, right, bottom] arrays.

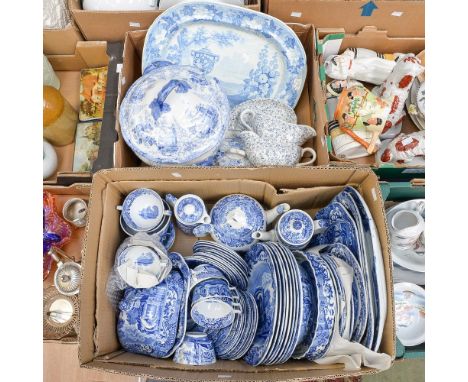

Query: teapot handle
[[239, 109, 258, 133], [149, 79, 192, 120], [297, 147, 317, 167]]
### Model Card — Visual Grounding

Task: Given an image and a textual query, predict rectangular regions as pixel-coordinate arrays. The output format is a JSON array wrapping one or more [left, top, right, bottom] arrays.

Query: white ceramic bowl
[[394, 282, 425, 346]]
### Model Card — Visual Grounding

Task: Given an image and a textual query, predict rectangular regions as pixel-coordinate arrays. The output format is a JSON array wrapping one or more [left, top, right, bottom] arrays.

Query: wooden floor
[[44, 342, 139, 382]]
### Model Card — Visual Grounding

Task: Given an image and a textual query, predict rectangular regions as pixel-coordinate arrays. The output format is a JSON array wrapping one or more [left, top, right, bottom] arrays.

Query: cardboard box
[[43, 183, 91, 344], [114, 24, 329, 168], [265, 0, 425, 38], [44, 21, 84, 55], [79, 167, 395, 380], [311, 26, 425, 178], [45, 42, 111, 185], [69, 0, 262, 41]]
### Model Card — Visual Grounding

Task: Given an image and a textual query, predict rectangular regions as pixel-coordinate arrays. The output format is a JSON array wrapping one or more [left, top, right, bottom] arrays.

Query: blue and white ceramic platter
[[142, 2, 307, 108], [292, 251, 318, 359], [164, 252, 191, 357], [209, 194, 267, 251], [117, 270, 184, 358], [320, 243, 368, 344], [122, 188, 165, 231], [119, 63, 229, 166], [344, 186, 386, 352], [244, 243, 279, 366], [328, 191, 375, 349], [300, 249, 336, 361], [277, 209, 314, 248]]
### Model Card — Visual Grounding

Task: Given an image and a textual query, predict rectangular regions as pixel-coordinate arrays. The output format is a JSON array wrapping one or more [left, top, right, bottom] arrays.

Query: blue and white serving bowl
[[173, 332, 216, 366], [118, 188, 169, 232], [119, 62, 230, 166]]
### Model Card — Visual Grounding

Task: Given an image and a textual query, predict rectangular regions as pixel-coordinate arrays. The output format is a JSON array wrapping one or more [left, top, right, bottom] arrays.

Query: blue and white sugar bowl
[[165, 193, 210, 235], [173, 332, 216, 366], [193, 194, 290, 251], [119, 62, 230, 166], [253, 209, 326, 250], [117, 188, 171, 232]]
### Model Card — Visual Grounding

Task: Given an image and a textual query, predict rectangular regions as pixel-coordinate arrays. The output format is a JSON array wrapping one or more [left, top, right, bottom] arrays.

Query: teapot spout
[[192, 223, 213, 238], [265, 203, 290, 224], [252, 229, 277, 242]]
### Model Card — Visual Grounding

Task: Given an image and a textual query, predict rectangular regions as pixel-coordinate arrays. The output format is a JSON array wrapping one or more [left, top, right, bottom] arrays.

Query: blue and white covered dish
[[119, 62, 230, 166]]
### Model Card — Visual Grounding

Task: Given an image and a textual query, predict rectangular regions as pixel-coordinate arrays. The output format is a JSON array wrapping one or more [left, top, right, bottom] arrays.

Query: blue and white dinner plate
[[142, 2, 307, 107], [193, 240, 249, 274], [320, 253, 347, 338], [193, 249, 249, 289], [320, 243, 368, 344], [344, 186, 386, 352], [261, 243, 288, 365], [231, 290, 258, 359], [272, 243, 302, 364], [244, 243, 279, 366], [298, 249, 336, 361]]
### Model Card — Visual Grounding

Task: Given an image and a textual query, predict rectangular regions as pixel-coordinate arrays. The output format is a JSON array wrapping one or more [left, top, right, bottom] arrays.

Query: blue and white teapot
[[193, 194, 290, 251]]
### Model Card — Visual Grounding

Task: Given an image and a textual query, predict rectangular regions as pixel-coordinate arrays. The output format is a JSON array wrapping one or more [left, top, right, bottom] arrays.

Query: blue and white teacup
[[165, 193, 210, 235], [252, 209, 328, 250], [117, 188, 172, 232], [173, 332, 216, 366], [191, 279, 241, 330], [190, 264, 226, 290]]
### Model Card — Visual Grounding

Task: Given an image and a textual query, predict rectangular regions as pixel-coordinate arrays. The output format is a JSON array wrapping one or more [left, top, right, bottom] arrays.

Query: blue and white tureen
[[119, 62, 230, 166]]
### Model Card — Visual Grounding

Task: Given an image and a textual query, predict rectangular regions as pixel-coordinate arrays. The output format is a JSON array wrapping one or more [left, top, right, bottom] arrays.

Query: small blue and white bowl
[[165, 193, 210, 235], [191, 279, 240, 330], [253, 209, 327, 250], [173, 332, 216, 366], [117, 188, 171, 232]]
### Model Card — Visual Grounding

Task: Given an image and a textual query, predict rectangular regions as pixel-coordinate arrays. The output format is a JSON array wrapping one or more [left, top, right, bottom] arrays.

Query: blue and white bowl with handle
[[252, 209, 328, 250], [193, 194, 290, 251], [117, 188, 171, 232], [165, 193, 210, 234], [119, 61, 230, 166], [173, 332, 216, 366], [191, 279, 240, 330]]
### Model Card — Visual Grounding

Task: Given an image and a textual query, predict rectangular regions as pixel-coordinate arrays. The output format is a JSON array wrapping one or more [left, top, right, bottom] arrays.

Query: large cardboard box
[[69, 0, 261, 41], [114, 24, 329, 168], [79, 167, 395, 380], [311, 26, 425, 178], [265, 0, 425, 38], [45, 42, 111, 185]]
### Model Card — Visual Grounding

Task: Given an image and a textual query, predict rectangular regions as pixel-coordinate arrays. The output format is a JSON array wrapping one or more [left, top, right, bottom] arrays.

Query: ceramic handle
[[239, 109, 257, 132], [226, 148, 247, 157], [151, 79, 191, 120], [165, 193, 177, 208], [142, 60, 174, 75], [192, 223, 213, 238], [297, 147, 317, 166]]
